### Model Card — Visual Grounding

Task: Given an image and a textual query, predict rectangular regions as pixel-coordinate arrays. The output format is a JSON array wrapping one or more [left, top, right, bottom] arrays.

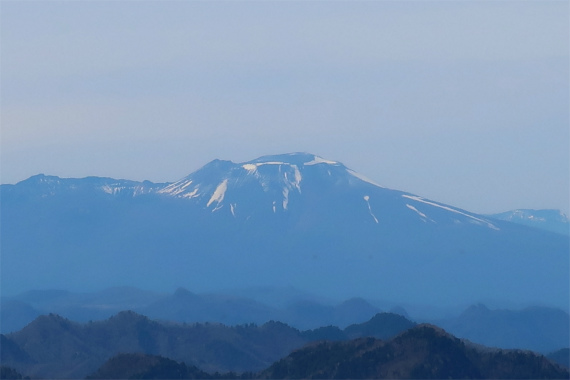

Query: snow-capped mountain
[[1, 153, 568, 310], [487, 209, 569, 236], [151, 153, 499, 230], [4, 173, 165, 199]]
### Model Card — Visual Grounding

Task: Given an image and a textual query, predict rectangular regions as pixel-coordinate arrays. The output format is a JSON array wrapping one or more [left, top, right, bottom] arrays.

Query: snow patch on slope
[[158, 180, 195, 196], [348, 170, 384, 188], [283, 165, 302, 192], [101, 184, 129, 195], [406, 204, 436, 223], [207, 179, 229, 208], [101, 185, 114, 195], [402, 195, 499, 230], [406, 204, 427, 219], [282, 188, 290, 210], [183, 188, 199, 199], [304, 156, 338, 166], [242, 164, 257, 172], [363, 195, 379, 224]]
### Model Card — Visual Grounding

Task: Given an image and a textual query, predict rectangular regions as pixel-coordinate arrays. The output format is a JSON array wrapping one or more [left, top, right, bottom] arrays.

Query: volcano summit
[[1, 153, 567, 309]]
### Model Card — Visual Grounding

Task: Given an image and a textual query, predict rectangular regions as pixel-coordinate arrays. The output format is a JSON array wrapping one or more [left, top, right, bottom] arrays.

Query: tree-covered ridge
[[85, 353, 212, 380], [260, 325, 570, 379], [86, 326, 570, 379], [0, 311, 414, 379]]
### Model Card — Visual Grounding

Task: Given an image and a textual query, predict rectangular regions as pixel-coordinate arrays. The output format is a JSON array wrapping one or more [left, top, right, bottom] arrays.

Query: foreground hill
[[86, 353, 213, 380], [0, 311, 414, 379], [2, 153, 568, 309], [86, 326, 570, 379], [260, 325, 570, 379]]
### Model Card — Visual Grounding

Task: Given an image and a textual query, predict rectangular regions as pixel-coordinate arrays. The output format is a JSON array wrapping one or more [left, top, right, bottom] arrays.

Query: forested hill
[[2, 311, 568, 379], [260, 325, 570, 379], [0, 311, 414, 379]]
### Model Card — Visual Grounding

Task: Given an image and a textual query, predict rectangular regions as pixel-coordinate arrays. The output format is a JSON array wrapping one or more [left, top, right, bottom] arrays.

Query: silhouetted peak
[[173, 287, 198, 298], [398, 323, 456, 342], [389, 306, 410, 318], [108, 310, 151, 325], [20, 313, 76, 335], [461, 303, 491, 318], [338, 297, 373, 309]]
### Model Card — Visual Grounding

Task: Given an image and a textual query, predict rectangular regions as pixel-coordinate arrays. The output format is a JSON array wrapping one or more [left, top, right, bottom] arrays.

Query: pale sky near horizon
[[1, 1, 568, 215]]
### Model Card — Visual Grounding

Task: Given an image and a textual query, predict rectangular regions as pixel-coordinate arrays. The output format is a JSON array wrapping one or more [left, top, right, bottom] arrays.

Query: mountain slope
[[260, 325, 570, 379], [1, 311, 303, 378], [1, 153, 568, 309], [86, 353, 214, 379]]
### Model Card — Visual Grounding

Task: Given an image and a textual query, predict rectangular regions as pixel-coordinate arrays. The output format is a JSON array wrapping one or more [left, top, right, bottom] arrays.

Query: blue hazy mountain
[[486, 209, 569, 236], [437, 304, 569, 353], [1, 153, 568, 309]]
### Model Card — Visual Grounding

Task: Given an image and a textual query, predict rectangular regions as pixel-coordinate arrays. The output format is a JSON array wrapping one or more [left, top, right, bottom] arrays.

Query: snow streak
[[402, 195, 499, 230]]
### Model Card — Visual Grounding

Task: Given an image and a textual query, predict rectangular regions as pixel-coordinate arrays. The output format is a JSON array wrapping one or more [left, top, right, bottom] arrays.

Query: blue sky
[[1, 1, 568, 215]]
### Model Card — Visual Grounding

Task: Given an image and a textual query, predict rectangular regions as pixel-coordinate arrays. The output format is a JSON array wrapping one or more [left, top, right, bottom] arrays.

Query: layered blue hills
[[1, 153, 568, 309]]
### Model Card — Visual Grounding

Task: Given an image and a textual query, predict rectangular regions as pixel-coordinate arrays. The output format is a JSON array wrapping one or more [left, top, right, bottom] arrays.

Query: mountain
[[0, 287, 382, 334], [88, 338, 570, 380], [1, 311, 416, 379], [4, 286, 567, 356], [0, 287, 165, 333], [260, 325, 570, 379], [86, 353, 213, 379], [5, 312, 567, 379], [487, 209, 569, 236], [0, 311, 302, 378], [1, 153, 568, 309], [343, 313, 417, 340], [0, 299, 41, 334], [139, 287, 277, 326], [438, 304, 570, 354], [547, 348, 570, 369]]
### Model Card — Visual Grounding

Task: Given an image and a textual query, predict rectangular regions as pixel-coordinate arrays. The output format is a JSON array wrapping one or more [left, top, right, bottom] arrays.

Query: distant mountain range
[[487, 209, 569, 236], [1, 153, 568, 310], [2, 287, 568, 355], [2, 311, 568, 379], [435, 303, 570, 353], [0, 311, 414, 378]]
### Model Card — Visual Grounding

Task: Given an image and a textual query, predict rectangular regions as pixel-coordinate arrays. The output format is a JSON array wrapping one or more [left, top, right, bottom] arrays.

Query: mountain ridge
[[5, 153, 565, 230], [1, 152, 568, 309], [4, 311, 568, 379], [3, 286, 568, 354], [1, 311, 415, 378], [487, 209, 569, 236]]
